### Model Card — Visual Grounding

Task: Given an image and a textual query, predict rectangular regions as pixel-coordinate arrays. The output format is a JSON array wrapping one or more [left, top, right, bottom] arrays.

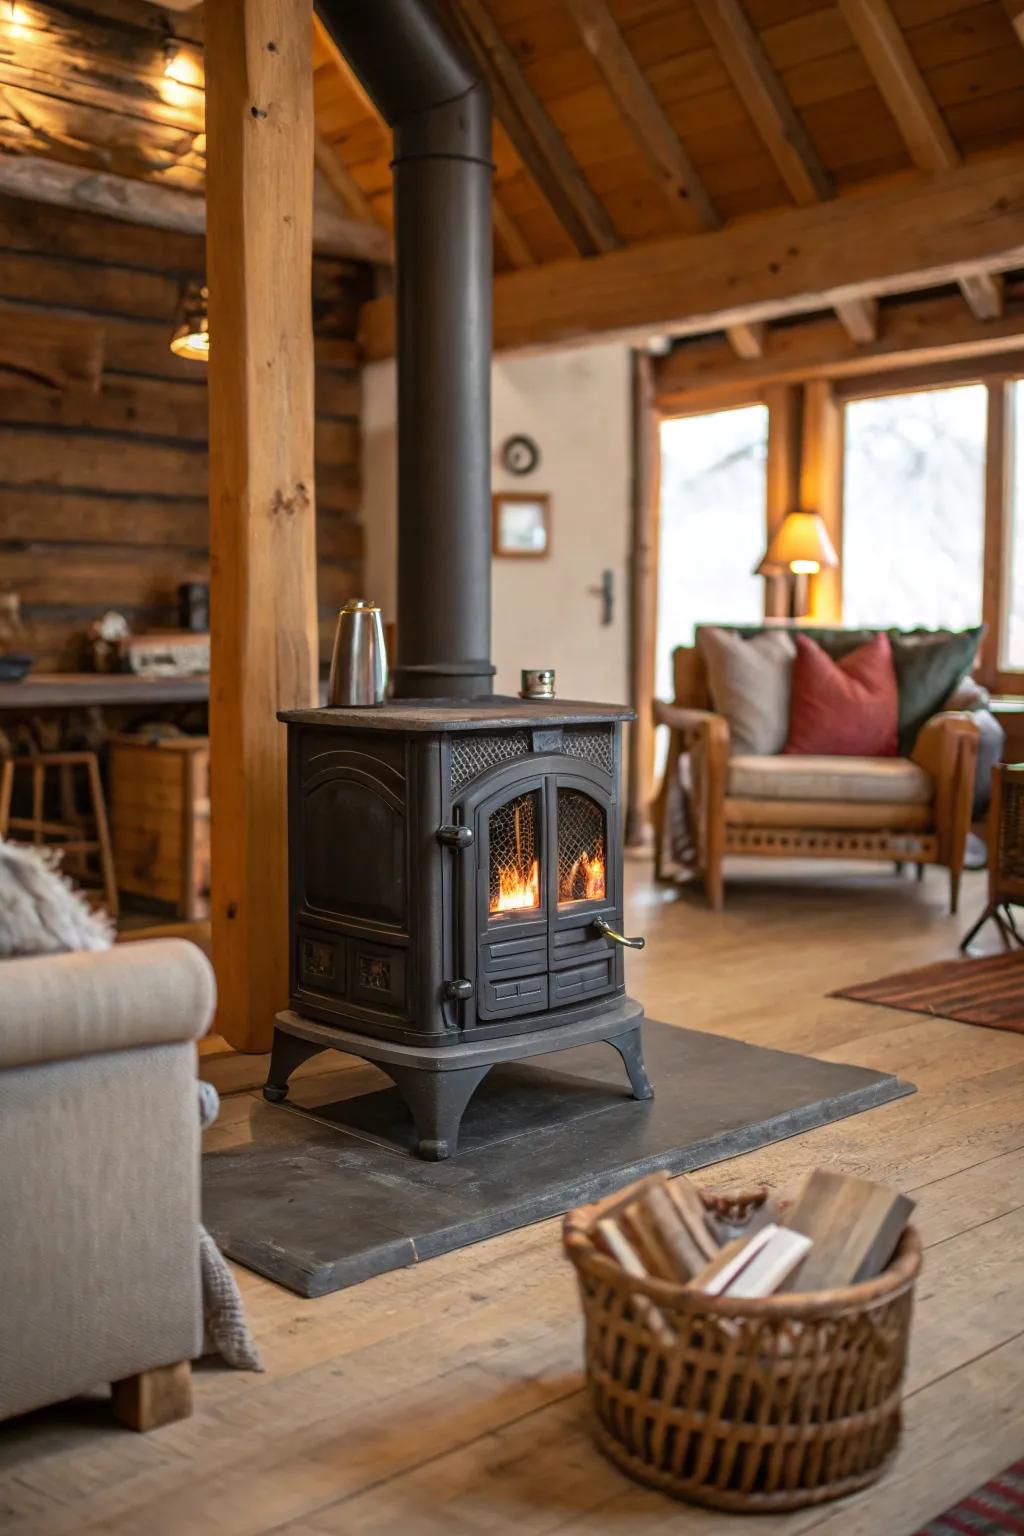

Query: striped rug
[[915, 1460, 1024, 1534], [832, 950, 1024, 1033]]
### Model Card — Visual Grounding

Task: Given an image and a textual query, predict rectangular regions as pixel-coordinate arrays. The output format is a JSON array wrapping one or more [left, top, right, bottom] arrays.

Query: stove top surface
[[279, 696, 635, 732]]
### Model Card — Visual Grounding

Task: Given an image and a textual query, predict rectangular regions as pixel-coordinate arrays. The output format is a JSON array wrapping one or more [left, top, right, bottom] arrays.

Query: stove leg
[[380, 1063, 491, 1161], [262, 1029, 327, 1103], [609, 1026, 654, 1101]]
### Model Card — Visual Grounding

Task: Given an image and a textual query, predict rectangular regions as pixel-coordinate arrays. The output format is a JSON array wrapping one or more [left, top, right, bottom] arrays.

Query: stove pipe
[[315, 0, 495, 700]]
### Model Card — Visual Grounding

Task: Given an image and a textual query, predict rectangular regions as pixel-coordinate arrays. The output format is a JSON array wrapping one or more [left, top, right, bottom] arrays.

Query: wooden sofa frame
[[651, 644, 980, 913]]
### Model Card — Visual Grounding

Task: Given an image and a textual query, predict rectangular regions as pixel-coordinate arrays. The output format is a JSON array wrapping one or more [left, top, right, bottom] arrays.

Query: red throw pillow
[[785, 633, 899, 757]]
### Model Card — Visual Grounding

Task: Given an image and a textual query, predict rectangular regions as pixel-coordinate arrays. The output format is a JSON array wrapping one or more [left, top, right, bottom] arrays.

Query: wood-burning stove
[[265, 698, 651, 1158]]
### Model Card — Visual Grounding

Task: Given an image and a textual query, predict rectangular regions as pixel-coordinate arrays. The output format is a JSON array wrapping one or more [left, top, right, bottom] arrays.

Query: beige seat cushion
[[727, 754, 933, 804]]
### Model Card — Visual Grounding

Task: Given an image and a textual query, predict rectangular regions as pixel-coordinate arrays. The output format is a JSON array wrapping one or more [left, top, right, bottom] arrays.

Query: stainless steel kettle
[[328, 600, 388, 707]]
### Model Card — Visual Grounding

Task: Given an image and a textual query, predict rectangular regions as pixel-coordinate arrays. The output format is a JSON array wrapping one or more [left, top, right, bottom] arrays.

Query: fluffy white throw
[[0, 840, 113, 958]]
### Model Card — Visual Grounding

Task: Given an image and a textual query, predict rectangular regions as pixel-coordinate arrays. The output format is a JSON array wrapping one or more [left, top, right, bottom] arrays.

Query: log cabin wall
[[0, 194, 366, 670]]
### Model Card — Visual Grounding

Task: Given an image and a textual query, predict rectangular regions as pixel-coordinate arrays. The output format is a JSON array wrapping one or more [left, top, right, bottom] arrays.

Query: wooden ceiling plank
[[726, 320, 765, 358], [312, 12, 380, 125], [0, 151, 391, 263], [653, 282, 1024, 403], [834, 296, 880, 343], [449, 0, 623, 256], [492, 194, 537, 265], [699, 0, 834, 207], [314, 133, 380, 228], [360, 152, 1024, 356], [564, 0, 720, 231], [837, 0, 960, 171], [959, 270, 1006, 321]]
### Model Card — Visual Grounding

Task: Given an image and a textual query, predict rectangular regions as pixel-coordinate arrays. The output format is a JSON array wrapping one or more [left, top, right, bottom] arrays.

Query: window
[[655, 404, 768, 701], [842, 385, 987, 632], [1004, 382, 1024, 671]]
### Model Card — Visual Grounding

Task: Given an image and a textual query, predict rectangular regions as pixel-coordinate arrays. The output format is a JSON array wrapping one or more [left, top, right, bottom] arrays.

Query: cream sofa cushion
[[727, 754, 933, 804], [696, 627, 796, 756]]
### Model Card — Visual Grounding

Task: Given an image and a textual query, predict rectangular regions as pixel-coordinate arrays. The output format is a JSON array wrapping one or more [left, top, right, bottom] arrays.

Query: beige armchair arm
[[911, 711, 980, 880], [0, 938, 215, 1072]]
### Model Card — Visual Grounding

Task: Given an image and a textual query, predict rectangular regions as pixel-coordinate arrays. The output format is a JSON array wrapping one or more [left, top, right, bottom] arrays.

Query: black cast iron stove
[[263, 0, 652, 1156]]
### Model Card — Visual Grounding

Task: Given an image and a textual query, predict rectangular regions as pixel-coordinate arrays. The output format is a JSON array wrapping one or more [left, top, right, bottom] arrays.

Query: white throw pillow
[[696, 627, 796, 756]]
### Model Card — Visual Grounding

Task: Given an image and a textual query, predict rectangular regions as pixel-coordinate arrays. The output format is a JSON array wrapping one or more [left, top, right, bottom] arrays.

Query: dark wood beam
[[0, 302, 103, 392], [701, 0, 833, 206], [205, 0, 318, 1052], [361, 154, 1024, 358], [448, 0, 622, 256], [565, 0, 719, 232], [0, 151, 391, 264], [654, 283, 1024, 405]]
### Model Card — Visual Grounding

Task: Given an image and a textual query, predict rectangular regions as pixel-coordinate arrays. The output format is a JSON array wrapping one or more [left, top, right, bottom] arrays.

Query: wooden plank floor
[[2, 857, 1023, 1535]]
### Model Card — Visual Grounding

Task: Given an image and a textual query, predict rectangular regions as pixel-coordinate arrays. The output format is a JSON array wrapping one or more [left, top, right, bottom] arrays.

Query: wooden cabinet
[[110, 736, 210, 921]]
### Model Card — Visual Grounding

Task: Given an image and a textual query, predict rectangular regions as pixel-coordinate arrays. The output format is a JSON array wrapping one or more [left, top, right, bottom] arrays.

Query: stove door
[[472, 775, 550, 1022], [548, 774, 621, 1007]]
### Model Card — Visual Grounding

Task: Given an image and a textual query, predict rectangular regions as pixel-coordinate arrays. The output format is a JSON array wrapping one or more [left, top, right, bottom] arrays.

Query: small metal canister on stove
[[520, 668, 555, 700], [328, 600, 388, 707]]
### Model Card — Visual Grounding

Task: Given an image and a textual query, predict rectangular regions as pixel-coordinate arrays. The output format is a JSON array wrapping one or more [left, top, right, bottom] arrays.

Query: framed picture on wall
[[492, 492, 551, 558]]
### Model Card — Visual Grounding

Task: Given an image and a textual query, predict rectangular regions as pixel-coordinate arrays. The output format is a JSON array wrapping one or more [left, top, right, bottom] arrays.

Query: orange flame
[[491, 858, 540, 914], [562, 850, 606, 904]]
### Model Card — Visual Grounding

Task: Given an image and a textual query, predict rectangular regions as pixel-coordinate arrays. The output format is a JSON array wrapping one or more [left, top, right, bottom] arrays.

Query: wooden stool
[[0, 751, 118, 918]]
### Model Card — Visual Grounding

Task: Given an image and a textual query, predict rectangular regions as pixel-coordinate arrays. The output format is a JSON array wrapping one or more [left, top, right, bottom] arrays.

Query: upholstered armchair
[[652, 644, 980, 913], [0, 938, 215, 1430]]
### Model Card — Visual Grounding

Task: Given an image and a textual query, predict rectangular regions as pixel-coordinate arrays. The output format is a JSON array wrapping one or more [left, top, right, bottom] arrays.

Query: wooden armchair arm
[[653, 699, 731, 743], [651, 700, 729, 907], [911, 711, 980, 864]]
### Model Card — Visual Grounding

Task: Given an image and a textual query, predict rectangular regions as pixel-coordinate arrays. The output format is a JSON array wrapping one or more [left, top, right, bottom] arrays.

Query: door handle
[[593, 917, 645, 950]]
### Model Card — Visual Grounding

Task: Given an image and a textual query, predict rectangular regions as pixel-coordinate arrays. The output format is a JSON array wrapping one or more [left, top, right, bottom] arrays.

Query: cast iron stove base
[[264, 999, 652, 1160]]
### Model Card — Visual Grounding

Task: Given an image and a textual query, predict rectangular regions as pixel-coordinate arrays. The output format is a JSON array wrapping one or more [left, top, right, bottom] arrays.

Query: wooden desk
[[0, 674, 210, 711]]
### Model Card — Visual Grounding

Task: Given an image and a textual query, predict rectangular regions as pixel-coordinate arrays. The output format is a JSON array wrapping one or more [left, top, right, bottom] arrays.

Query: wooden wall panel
[[0, 194, 365, 669]]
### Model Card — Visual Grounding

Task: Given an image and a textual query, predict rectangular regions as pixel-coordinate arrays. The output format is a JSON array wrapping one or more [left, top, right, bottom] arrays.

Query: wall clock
[[501, 434, 540, 476]]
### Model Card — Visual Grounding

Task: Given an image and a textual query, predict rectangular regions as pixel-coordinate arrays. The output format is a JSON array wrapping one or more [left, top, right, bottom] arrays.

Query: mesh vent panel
[[557, 788, 606, 904], [451, 731, 530, 795], [489, 791, 541, 914], [998, 776, 1024, 881], [562, 728, 614, 776]]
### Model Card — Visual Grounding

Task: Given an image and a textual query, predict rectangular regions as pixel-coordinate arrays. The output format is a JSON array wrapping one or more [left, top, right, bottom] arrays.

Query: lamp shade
[[755, 510, 838, 576], [169, 281, 210, 361]]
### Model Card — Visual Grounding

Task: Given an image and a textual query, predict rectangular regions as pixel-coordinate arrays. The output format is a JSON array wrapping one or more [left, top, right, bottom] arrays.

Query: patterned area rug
[[915, 1460, 1024, 1534], [832, 950, 1024, 1034]]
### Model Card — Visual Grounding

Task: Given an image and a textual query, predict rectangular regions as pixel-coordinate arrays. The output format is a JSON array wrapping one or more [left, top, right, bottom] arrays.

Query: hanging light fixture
[[169, 281, 210, 361]]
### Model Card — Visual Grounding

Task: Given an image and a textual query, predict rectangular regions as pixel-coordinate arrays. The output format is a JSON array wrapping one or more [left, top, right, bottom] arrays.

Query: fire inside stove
[[488, 786, 608, 915], [490, 792, 540, 914]]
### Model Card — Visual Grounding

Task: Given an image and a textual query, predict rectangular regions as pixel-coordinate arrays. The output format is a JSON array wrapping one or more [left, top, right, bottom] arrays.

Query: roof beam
[[653, 283, 1024, 405], [360, 152, 1024, 357], [959, 271, 1005, 321], [837, 0, 959, 172], [0, 151, 391, 263], [492, 197, 536, 267], [448, 0, 622, 256], [834, 297, 880, 344], [564, 0, 719, 231], [314, 133, 379, 227], [700, 0, 833, 206], [726, 321, 765, 359]]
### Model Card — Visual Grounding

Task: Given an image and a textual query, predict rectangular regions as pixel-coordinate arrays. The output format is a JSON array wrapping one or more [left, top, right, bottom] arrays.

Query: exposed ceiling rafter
[[565, 0, 719, 232]]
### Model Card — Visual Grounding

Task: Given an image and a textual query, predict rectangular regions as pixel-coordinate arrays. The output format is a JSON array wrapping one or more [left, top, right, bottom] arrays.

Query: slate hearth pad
[[202, 1020, 913, 1298]]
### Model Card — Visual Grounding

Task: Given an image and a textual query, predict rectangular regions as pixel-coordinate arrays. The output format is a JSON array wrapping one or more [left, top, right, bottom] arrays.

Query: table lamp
[[755, 510, 838, 618]]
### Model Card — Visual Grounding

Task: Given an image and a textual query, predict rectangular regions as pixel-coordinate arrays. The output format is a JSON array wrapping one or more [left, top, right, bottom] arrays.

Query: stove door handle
[[593, 917, 645, 951]]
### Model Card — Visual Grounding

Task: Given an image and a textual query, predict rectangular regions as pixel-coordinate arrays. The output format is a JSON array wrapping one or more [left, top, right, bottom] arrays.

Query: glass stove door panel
[[556, 788, 607, 907], [487, 788, 544, 920]]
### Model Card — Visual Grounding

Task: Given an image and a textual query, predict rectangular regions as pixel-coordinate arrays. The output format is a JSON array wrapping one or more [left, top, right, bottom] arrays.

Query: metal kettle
[[328, 600, 388, 707]]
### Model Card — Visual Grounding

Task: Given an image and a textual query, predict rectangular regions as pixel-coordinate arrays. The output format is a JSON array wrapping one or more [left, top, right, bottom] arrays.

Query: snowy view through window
[[1007, 382, 1024, 670], [843, 385, 986, 634], [656, 405, 768, 702]]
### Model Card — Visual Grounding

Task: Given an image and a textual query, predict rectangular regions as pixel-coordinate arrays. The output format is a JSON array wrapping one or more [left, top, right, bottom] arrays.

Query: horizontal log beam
[[653, 282, 1024, 405], [361, 154, 1024, 358], [0, 301, 103, 391], [0, 152, 391, 264]]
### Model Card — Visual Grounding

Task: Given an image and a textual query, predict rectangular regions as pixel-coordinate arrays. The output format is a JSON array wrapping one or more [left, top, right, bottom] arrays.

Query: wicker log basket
[[563, 1180, 922, 1513]]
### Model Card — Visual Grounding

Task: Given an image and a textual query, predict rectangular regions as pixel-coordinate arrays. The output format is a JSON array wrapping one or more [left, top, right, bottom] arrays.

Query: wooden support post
[[981, 380, 1012, 687], [799, 381, 844, 622], [764, 384, 803, 619], [625, 351, 661, 847], [205, 0, 318, 1053]]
